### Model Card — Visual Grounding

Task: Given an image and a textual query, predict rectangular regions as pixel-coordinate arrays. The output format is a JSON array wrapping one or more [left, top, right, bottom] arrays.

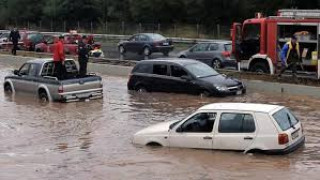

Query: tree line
[[0, 0, 320, 27]]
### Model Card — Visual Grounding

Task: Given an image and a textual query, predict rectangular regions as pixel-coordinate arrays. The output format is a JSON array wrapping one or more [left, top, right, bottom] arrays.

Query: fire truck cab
[[232, 9, 320, 76]]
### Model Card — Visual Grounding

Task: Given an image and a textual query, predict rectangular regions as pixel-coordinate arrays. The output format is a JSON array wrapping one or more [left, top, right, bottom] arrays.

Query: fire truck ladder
[[278, 9, 320, 19]]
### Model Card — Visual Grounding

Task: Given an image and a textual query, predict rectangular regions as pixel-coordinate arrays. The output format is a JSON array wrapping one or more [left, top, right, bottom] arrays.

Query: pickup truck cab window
[[178, 113, 216, 133], [218, 113, 255, 133], [41, 62, 55, 76], [29, 64, 38, 76], [19, 63, 31, 76]]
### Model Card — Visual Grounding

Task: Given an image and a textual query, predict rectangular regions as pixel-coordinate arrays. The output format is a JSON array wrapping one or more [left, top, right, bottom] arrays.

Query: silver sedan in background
[[178, 41, 237, 69]]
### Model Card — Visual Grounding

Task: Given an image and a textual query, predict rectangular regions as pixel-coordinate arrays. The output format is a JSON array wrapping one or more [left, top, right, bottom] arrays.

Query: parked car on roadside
[[118, 33, 174, 56], [4, 58, 103, 102], [127, 58, 245, 96], [133, 103, 305, 154], [0, 31, 10, 43], [20, 31, 45, 51], [178, 41, 236, 69]]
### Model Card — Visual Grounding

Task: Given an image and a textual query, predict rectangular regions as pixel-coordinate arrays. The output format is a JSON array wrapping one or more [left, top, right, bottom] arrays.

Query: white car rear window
[[273, 108, 299, 131]]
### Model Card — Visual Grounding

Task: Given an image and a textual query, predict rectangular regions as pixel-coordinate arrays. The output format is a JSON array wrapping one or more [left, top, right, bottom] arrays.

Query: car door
[[168, 64, 199, 94], [12, 63, 31, 92], [213, 112, 257, 151], [169, 112, 217, 149], [125, 35, 139, 52], [187, 43, 209, 61], [150, 63, 170, 92], [138, 34, 150, 52]]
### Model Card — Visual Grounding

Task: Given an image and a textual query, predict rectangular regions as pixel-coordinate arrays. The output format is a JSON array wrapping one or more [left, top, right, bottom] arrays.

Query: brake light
[[58, 86, 64, 93], [278, 133, 289, 145], [222, 51, 231, 58]]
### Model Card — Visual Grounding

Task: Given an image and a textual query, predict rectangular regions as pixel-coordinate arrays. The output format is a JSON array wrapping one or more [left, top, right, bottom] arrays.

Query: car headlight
[[215, 85, 228, 91]]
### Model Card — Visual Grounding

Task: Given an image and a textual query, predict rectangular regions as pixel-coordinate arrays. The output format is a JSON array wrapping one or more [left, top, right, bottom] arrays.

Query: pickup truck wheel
[[4, 83, 13, 94], [39, 91, 49, 103]]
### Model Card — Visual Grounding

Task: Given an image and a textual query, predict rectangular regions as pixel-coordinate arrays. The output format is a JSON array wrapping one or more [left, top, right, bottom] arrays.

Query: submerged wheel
[[135, 85, 148, 93], [200, 90, 211, 97], [4, 83, 13, 94], [39, 91, 49, 103]]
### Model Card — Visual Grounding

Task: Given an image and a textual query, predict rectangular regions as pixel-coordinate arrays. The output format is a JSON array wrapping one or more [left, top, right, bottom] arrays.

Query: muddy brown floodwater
[[1, 62, 320, 180]]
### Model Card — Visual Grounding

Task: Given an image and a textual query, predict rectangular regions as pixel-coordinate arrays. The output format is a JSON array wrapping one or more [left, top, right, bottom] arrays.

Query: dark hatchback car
[[178, 41, 236, 69], [127, 58, 246, 96], [118, 33, 174, 56]]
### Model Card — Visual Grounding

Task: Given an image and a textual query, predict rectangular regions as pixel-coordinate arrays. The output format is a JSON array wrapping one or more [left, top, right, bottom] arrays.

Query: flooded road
[[1, 62, 320, 180]]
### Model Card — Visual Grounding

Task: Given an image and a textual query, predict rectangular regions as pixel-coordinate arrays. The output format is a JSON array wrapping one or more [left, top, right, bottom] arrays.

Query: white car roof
[[199, 103, 283, 113]]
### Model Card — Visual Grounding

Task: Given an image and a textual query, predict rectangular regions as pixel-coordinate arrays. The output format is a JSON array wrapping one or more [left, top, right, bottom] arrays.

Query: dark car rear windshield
[[272, 108, 299, 131], [224, 44, 232, 52], [149, 34, 166, 41], [184, 63, 219, 78]]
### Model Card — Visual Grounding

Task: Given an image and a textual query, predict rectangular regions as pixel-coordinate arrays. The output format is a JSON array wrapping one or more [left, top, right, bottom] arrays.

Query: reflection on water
[[0, 63, 320, 180]]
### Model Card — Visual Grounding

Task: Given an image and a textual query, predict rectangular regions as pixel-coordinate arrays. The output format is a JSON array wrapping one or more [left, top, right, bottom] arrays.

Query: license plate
[[163, 42, 169, 46], [236, 90, 242, 95], [291, 129, 300, 140]]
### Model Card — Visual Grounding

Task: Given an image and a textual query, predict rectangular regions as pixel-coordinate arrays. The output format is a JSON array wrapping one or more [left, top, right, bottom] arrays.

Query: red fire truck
[[231, 9, 320, 77]]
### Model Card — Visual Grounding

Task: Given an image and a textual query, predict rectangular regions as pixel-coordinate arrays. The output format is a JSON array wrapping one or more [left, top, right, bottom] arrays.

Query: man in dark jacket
[[78, 35, 90, 77], [9, 28, 20, 55]]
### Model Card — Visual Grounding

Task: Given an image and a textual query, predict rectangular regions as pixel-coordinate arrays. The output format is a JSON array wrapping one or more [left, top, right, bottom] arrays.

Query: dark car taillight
[[278, 133, 289, 145], [222, 51, 231, 58]]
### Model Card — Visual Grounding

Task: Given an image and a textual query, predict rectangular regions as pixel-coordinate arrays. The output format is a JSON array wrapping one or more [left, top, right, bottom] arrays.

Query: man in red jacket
[[53, 35, 65, 80]]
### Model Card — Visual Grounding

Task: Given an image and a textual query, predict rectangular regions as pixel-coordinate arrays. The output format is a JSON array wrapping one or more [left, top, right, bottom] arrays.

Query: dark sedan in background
[[127, 58, 245, 97], [178, 41, 236, 69], [118, 33, 174, 56]]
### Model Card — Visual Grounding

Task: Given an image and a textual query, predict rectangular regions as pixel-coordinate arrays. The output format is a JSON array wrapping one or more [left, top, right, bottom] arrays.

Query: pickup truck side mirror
[[13, 70, 19, 75], [181, 75, 192, 81]]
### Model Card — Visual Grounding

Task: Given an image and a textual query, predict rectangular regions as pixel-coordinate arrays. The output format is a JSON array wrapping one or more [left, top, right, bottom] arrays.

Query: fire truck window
[[243, 24, 260, 41]]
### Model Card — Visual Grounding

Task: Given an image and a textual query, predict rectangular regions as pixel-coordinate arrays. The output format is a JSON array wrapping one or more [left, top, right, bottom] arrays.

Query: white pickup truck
[[4, 58, 103, 102]]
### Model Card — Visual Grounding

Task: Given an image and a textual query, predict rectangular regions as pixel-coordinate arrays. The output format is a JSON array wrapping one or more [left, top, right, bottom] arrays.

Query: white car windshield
[[184, 63, 219, 78], [273, 108, 299, 131]]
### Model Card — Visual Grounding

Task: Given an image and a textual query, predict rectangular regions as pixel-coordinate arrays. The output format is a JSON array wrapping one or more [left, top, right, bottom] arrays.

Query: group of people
[[53, 35, 90, 80]]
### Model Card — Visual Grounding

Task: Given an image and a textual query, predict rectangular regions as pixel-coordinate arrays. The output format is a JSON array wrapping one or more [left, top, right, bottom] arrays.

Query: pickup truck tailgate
[[59, 76, 103, 101]]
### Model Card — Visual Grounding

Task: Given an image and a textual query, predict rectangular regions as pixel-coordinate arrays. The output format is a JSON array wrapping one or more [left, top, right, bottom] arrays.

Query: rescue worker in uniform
[[78, 35, 90, 77], [53, 35, 66, 80], [278, 35, 301, 78], [9, 28, 20, 55]]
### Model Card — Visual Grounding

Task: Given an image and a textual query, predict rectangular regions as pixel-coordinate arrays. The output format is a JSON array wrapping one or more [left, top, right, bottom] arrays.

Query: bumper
[[152, 45, 174, 52], [264, 136, 305, 155], [216, 88, 246, 96], [58, 88, 103, 103]]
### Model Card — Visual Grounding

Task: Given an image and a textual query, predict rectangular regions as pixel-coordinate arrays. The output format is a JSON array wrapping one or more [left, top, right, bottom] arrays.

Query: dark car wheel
[[4, 83, 13, 94], [200, 90, 211, 97], [119, 45, 126, 54], [143, 47, 151, 56], [179, 55, 186, 58], [135, 85, 148, 93], [212, 59, 222, 69], [163, 51, 169, 56]]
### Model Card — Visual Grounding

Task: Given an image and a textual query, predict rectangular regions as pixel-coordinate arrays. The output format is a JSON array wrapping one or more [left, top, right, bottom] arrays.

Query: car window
[[209, 43, 219, 51], [29, 64, 38, 76], [243, 24, 261, 41], [153, 64, 168, 76], [65, 60, 78, 74], [273, 108, 299, 131], [192, 43, 209, 52], [224, 44, 232, 52], [218, 113, 255, 133], [129, 35, 138, 42], [41, 62, 55, 76], [28, 33, 44, 44], [149, 34, 166, 41], [133, 63, 152, 74], [184, 63, 219, 78], [139, 35, 149, 42], [178, 113, 216, 133], [19, 63, 31, 75], [170, 65, 188, 78]]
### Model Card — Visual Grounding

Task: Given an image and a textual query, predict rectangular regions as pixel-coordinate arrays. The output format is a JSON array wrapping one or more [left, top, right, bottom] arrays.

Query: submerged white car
[[133, 103, 305, 154]]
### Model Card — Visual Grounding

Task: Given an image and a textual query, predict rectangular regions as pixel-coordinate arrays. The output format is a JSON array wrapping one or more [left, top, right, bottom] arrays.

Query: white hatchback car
[[133, 103, 305, 154]]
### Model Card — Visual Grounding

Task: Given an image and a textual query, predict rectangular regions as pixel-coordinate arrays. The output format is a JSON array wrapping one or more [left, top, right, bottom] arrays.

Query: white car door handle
[[244, 136, 253, 140], [203, 136, 212, 140]]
